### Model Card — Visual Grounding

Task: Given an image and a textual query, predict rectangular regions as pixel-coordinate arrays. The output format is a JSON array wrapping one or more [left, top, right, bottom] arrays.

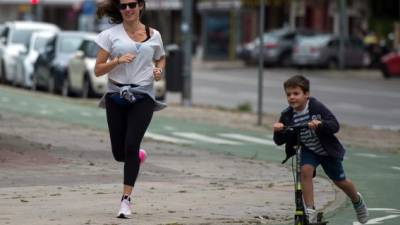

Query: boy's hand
[[273, 122, 284, 132], [308, 119, 321, 130]]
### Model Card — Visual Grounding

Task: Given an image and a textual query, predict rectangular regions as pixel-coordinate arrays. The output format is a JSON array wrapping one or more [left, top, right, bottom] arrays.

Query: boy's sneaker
[[353, 192, 369, 224], [139, 149, 147, 165], [306, 208, 317, 224], [117, 197, 132, 218]]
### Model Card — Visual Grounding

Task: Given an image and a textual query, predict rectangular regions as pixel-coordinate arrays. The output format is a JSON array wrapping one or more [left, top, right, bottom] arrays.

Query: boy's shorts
[[301, 148, 346, 181]]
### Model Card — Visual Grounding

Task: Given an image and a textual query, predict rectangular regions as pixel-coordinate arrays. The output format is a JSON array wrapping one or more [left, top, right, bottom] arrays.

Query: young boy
[[273, 75, 369, 224]]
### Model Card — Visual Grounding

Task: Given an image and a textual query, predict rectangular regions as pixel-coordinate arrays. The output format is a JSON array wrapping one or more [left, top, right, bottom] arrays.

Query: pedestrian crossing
[[145, 131, 276, 147]]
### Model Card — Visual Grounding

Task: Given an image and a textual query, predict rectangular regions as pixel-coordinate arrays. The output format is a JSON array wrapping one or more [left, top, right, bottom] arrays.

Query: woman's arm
[[153, 56, 166, 81], [94, 48, 136, 77], [94, 48, 118, 77]]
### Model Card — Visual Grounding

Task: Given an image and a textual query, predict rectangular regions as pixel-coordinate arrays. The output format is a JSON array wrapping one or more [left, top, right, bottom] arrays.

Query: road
[[1, 85, 399, 225], [177, 67, 400, 129]]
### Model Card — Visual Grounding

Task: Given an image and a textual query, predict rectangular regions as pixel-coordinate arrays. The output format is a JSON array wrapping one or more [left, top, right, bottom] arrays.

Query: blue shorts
[[301, 148, 346, 181]]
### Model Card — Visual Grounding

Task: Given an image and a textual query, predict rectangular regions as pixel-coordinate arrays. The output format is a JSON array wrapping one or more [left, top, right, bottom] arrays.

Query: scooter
[[285, 124, 328, 225]]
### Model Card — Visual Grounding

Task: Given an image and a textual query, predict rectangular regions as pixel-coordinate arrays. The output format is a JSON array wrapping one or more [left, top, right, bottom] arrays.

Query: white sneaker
[[354, 192, 369, 224], [306, 208, 317, 224], [117, 198, 132, 218]]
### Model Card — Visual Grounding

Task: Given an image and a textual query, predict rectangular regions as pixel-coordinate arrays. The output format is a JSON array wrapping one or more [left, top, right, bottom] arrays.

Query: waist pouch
[[107, 92, 147, 107]]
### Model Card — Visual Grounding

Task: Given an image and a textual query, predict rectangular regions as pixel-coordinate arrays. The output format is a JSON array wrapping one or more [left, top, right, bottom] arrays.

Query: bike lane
[[1, 87, 399, 225]]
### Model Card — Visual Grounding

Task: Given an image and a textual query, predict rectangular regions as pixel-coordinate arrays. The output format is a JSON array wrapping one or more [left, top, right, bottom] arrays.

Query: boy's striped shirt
[[293, 101, 327, 156]]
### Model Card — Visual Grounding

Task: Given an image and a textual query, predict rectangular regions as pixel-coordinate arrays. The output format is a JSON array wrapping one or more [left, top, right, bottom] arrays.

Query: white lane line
[[145, 132, 193, 144], [80, 112, 91, 117], [19, 101, 28, 106], [391, 166, 400, 171], [265, 134, 274, 139], [369, 208, 400, 212], [164, 126, 177, 131], [353, 215, 400, 225], [173, 132, 242, 145], [218, 133, 275, 146], [353, 153, 386, 158], [372, 125, 400, 132], [39, 109, 52, 115]]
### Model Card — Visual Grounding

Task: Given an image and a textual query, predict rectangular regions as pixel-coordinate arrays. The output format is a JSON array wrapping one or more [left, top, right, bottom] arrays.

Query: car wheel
[[327, 58, 338, 70], [82, 76, 92, 98], [31, 74, 38, 91], [48, 76, 56, 94], [61, 77, 70, 97], [380, 64, 391, 79], [156, 93, 166, 101], [0, 60, 6, 83], [279, 52, 292, 67]]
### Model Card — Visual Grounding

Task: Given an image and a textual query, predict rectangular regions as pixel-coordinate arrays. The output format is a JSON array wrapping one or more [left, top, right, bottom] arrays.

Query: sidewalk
[[0, 107, 342, 225]]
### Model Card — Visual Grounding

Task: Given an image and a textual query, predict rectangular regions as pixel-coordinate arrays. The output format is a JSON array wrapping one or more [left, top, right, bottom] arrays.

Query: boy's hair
[[284, 75, 310, 93]]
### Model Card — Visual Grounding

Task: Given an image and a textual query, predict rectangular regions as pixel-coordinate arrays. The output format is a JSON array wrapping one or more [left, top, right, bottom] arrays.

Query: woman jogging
[[94, 0, 166, 218]]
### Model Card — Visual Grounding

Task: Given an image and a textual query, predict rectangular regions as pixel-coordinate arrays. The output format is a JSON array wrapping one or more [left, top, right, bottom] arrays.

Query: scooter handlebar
[[283, 123, 309, 131]]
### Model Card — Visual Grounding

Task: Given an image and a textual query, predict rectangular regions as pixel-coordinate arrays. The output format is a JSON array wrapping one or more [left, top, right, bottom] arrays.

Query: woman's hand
[[153, 67, 163, 81], [117, 53, 136, 64]]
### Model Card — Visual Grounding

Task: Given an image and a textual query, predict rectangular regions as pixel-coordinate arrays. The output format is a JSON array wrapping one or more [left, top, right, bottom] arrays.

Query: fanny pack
[[107, 84, 147, 107]]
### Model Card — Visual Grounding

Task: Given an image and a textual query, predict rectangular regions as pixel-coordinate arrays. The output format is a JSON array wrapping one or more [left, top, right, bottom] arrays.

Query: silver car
[[14, 31, 56, 88], [0, 21, 59, 83], [291, 34, 369, 69], [237, 28, 310, 67], [67, 35, 107, 97]]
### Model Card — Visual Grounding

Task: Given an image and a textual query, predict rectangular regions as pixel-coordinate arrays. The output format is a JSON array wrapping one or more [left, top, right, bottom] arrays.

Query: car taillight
[[309, 47, 319, 53], [264, 43, 277, 49]]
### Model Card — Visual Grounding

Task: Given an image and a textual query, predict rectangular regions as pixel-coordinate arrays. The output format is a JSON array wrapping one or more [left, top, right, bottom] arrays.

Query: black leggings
[[105, 94, 154, 186]]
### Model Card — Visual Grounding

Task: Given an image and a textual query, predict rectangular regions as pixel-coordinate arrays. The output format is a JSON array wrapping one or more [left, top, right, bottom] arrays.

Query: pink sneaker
[[139, 149, 147, 164]]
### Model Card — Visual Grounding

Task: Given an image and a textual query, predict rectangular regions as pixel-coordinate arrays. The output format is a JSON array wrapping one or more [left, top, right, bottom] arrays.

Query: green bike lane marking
[[1, 87, 400, 225]]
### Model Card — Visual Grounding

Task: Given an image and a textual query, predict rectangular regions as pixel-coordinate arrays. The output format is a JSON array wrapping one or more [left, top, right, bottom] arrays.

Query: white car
[[0, 21, 59, 84], [67, 34, 107, 97], [67, 35, 166, 100], [14, 31, 56, 88]]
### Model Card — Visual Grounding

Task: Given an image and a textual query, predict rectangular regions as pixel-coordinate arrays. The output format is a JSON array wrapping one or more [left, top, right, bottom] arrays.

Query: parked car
[[67, 34, 107, 97], [291, 34, 369, 69], [32, 31, 94, 93], [67, 35, 167, 100], [14, 31, 56, 88], [0, 21, 59, 83], [236, 28, 314, 66], [380, 49, 400, 78]]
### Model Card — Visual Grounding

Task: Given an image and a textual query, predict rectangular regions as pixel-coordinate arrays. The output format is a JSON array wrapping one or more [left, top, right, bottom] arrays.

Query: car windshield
[[253, 29, 292, 44], [10, 29, 36, 46], [85, 41, 100, 58], [297, 35, 331, 46], [59, 36, 83, 54], [34, 36, 52, 51]]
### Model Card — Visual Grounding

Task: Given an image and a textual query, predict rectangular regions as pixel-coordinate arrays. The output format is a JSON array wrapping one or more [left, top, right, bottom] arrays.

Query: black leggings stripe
[[105, 95, 154, 186]]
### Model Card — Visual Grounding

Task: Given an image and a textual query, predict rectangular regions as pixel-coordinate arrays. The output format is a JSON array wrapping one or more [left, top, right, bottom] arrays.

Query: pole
[[257, 0, 265, 126], [338, 0, 347, 70], [181, 0, 193, 107]]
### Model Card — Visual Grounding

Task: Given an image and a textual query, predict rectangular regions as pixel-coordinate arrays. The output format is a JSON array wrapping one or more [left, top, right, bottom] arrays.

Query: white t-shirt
[[95, 24, 165, 86]]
